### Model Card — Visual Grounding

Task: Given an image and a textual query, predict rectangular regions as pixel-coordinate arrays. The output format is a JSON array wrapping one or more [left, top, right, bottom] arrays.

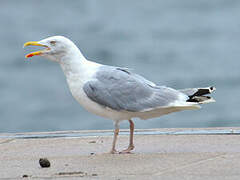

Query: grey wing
[[83, 66, 188, 112]]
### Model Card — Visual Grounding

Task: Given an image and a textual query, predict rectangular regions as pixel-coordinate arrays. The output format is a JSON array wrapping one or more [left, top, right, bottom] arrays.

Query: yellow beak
[[24, 41, 48, 58], [23, 41, 46, 47]]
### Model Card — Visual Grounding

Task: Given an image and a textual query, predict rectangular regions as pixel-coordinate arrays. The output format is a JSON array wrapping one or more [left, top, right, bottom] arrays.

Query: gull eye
[[50, 40, 56, 45]]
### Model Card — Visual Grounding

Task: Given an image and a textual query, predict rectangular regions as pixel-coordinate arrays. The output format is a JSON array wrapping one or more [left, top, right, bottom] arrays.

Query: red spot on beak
[[26, 53, 34, 58]]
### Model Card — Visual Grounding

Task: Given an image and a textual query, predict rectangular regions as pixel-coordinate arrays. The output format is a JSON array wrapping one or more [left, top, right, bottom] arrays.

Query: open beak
[[24, 41, 50, 58]]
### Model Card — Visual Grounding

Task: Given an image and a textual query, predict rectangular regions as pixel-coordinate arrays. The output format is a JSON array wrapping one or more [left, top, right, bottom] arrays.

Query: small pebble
[[89, 140, 96, 143], [39, 158, 51, 168], [22, 174, 28, 178], [90, 152, 95, 155], [92, 173, 98, 176]]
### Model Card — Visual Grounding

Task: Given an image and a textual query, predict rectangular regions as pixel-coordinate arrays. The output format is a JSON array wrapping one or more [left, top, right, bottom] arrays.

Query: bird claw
[[119, 150, 132, 154], [119, 145, 135, 154]]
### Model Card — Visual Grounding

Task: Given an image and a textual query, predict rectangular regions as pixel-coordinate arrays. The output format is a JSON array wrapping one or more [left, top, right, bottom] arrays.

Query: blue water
[[0, 0, 239, 133]]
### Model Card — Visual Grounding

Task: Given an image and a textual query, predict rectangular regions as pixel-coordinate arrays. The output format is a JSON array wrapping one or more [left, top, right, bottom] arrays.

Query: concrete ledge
[[1, 127, 240, 139], [0, 127, 240, 179]]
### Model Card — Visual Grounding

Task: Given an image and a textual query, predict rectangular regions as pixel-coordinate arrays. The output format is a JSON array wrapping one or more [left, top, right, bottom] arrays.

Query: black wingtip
[[187, 86, 216, 103]]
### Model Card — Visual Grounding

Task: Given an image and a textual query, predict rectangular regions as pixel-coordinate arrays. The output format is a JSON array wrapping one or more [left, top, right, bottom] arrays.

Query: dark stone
[[39, 158, 51, 168]]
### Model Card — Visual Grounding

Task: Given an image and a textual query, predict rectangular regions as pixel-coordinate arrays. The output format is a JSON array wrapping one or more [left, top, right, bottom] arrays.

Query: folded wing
[[83, 66, 189, 112]]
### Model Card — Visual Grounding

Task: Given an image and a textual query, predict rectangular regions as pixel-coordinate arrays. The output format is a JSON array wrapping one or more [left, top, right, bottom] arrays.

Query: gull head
[[24, 36, 80, 62]]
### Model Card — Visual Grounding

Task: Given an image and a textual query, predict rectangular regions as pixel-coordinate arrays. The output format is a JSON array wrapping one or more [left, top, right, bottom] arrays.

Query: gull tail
[[180, 86, 216, 104]]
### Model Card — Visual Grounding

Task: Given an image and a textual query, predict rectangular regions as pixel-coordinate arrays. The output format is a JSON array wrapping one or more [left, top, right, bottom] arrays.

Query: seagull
[[24, 36, 215, 154]]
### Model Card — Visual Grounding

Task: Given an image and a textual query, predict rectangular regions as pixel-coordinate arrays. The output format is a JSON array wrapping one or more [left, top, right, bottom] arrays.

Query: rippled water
[[0, 0, 239, 133]]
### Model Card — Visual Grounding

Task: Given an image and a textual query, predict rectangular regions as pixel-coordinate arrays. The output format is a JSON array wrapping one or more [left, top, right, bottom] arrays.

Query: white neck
[[58, 46, 102, 85], [59, 46, 87, 77]]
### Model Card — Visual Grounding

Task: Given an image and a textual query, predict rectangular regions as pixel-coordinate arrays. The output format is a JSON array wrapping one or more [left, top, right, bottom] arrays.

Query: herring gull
[[24, 36, 216, 154]]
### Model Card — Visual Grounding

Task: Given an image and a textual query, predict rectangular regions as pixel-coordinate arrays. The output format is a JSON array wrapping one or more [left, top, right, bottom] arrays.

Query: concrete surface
[[0, 127, 240, 180]]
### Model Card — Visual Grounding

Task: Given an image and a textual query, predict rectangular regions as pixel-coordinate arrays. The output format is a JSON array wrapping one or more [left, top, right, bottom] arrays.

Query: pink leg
[[120, 119, 135, 154], [110, 122, 119, 154]]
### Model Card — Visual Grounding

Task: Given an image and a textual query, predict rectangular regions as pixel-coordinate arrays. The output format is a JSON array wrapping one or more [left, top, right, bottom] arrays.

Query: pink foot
[[109, 149, 119, 154], [119, 145, 135, 154]]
